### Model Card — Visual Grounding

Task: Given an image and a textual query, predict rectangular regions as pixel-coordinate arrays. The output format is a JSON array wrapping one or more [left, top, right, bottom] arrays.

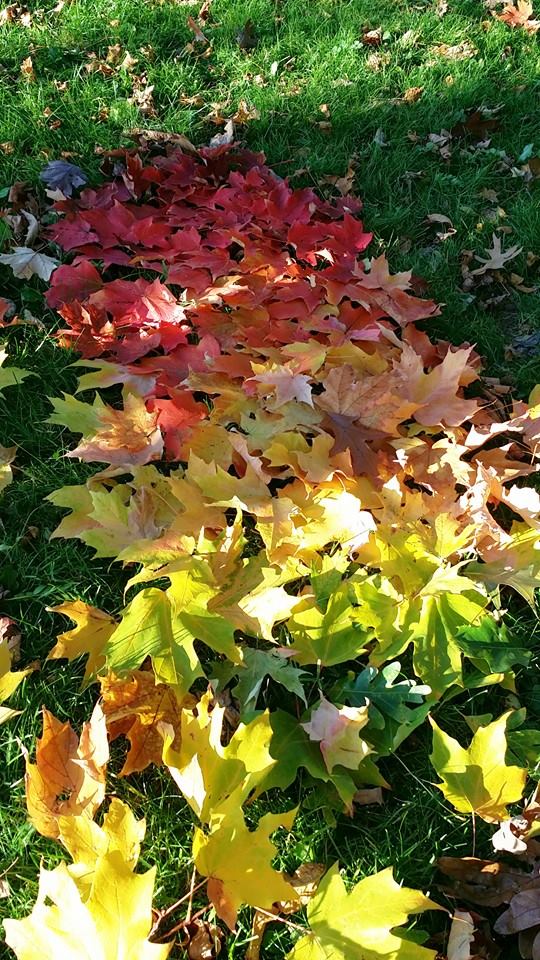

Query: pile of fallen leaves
[[2, 142, 540, 958]]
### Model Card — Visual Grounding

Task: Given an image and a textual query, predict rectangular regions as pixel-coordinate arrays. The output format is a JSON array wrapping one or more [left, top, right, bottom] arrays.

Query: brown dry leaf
[[187, 14, 209, 43], [25, 703, 109, 839], [438, 856, 536, 907], [322, 163, 356, 196], [0, 4, 31, 25], [402, 86, 424, 103], [183, 919, 223, 959], [231, 99, 260, 124], [19, 56, 35, 82], [0, 877, 10, 898], [353, 787, 384, 806], [100, 670, 191, 776], [496, 0, 540, 31], [361, 26, 383, 46], [428, 130, 453, 160], [124, 128, 201, 156], [430, 40, 477, 60], [129, 78, 157, 117], [0, 616, 21, 662], [451, 109, 500, 140], [471, 233, 522, 274], [365, 51, 391, 70], [236, 19, 257, 50]]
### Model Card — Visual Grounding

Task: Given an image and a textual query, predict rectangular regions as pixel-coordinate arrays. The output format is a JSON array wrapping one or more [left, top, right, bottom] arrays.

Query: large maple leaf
[[287, 863, 443, 960]]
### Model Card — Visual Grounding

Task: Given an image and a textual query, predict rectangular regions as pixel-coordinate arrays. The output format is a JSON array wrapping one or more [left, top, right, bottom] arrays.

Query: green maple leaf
[[104, 573, 240, 695], [455, 618, 531, 674], [286, 583, 371, 666], [0, 349, 35, 394], [257, 711, 385, 812], [287, 862, 443, 960]]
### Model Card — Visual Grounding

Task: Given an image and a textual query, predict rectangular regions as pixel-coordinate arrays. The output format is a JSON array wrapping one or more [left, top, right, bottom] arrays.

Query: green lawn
[[1, 0, 540, 956]]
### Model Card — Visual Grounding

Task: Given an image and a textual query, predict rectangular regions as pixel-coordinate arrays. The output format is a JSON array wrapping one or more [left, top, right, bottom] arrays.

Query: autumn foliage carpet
[[2, 142, 540, 957]]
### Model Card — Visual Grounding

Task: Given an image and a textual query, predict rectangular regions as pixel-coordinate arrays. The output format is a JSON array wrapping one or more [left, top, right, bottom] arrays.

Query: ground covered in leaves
[[1, 1, 540, 959]]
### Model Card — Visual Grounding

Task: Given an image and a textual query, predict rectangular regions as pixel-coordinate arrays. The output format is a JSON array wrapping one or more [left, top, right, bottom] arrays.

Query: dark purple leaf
[[39, 160, 88, 197]]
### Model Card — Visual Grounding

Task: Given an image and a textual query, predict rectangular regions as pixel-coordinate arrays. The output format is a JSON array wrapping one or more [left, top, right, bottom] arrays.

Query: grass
[[1, 0, 540, 956]]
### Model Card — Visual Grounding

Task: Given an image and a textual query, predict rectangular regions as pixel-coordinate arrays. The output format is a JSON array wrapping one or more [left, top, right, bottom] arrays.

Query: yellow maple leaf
[[48, 388, 163, 466], [287, 863, 443, 959], [430, 711, 527, 822], [25, 703, 109, 838], [58, 797, 145, 897], [47, 600, 116, 685], [0, 632, 34, 724], [0, 442, 16, 493], [193, 805, 297, 930], [163, 691, 275, 821], [4, 852, 170, 960]]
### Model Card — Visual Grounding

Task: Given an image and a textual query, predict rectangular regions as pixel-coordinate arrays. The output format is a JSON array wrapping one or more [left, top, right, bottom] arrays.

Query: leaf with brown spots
[[25, 703, 108, 839], [100, 670, 192, 775]]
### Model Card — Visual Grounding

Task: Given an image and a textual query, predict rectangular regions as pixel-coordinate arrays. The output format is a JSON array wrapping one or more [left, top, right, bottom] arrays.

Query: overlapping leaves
[[4, 143, 540, 958]]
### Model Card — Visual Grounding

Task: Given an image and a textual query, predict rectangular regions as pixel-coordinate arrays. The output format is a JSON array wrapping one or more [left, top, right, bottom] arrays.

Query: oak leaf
[[287, 862, 443, 959], [25, 703, 109, 838], [471, 233, 522, 275], [430, 711, 527, 822]]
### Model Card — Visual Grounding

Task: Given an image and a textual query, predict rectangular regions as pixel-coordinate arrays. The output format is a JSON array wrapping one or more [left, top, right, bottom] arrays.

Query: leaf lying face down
[[25, 703, 109, 838], [4, 799, 171, 960], [430, 711, 527, 822], [287, 862, 444, 960]]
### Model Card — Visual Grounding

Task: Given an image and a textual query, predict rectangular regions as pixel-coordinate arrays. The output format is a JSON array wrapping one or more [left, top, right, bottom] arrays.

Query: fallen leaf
[[19, 55, 34, 81], [361, 26, 383, 46], [39, 160, 87, 197], [301, 696, 371, 772], [187, 14, 208, 43], [236, 19, 257, 50], [4, 840, 171, 960], [100, 670, 187, 775], [496, 0, 540, 31], [287, 863, 444, 959], [0, 246, 59, 281], [451, 109, 500, 141], [430, 712, 527, 822], [402, 86, 424, 103], [25, 703, 109, 839], [195, 806, 297, 929], [447, 910, 475, 960], [471, 233, 522, 274]]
